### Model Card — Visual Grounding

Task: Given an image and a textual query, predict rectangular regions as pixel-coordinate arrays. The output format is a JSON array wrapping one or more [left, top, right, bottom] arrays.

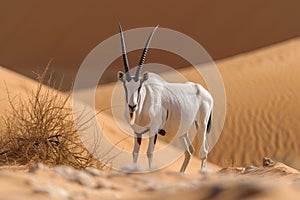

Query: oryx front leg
[[147, 134, 157, 169], [180, 134, 194, 173], [133, 133, 142, 164]]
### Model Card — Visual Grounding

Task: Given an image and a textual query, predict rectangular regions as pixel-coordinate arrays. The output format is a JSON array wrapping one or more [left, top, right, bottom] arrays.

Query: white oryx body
[[118, 24, 213, 172]]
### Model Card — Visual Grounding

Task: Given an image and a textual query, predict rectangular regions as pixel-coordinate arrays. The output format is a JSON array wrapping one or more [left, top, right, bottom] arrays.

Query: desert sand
[[94, 37, 300, 169], [0, 158, 299, 200], [0, 3, 299, 197], [210, 38, 300, 167], [0, 36, 298, 199]]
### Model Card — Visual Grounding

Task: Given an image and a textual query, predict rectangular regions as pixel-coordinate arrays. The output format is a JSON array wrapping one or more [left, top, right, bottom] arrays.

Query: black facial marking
[[154, 134, 158, 144], [123, 84, 128, 102], [158, 129, 166, 136], [118, 72, 124, 81], [137, 85, 141, 94], [128, 104, 137, 110]]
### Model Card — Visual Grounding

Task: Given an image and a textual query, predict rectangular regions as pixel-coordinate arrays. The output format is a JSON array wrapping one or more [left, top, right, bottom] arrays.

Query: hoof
[[199, 168, 215, 174]]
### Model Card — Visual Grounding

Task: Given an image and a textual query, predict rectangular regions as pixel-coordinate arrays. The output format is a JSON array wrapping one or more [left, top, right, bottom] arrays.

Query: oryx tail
[[207, 112, 212, 134]]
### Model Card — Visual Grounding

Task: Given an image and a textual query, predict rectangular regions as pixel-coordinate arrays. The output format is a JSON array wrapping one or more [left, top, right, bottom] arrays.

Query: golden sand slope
[[94, 37, 300, 169], [0, 39, 299, 199], [0, 66, 39, 112], [209, 38, 300, 167], [1, 0, 300, 87], [1, 36, 300, 170], [0, 64, 215, 172]]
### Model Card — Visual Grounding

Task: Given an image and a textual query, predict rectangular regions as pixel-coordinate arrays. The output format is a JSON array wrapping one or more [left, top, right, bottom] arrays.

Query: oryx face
[[117, 23, 158, 124], [118, 72, 148, 113]]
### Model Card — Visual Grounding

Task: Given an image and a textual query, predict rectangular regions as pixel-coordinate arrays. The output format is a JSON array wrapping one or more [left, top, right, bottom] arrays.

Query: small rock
[[85, 167, 107, 177], [96, 179, 125, 190], [75, 171, 98, 188], [34, 185, 69, 198], [178, 180, 201, 188], [54, 165, 97, 188], [218, 167, 244, 174], [107, 170, 127, 177], [29, 163, 50, 173], [245, 165, 258, 172], [54, 165, 74, 179], [263, 157, 275, 167], [136, 177, 156, 184]]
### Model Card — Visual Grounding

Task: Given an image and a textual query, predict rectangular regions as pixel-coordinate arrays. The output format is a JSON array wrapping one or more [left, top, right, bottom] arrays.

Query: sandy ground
[[210, 38, 300, 167], [0, 158, 299, 200], [0, 36, 299, 199]]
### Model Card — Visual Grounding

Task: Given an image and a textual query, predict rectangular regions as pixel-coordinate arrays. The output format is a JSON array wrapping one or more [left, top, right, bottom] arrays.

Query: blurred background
[[0, 0, 299, 89]]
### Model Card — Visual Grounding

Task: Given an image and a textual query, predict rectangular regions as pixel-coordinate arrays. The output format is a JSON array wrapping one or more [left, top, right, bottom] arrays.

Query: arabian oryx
[[117, 24, 213, 172]]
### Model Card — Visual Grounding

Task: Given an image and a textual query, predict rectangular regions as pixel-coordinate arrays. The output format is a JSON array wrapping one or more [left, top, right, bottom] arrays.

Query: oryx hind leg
[[199, 103, 213, 172], [180, 134, 195, 173]]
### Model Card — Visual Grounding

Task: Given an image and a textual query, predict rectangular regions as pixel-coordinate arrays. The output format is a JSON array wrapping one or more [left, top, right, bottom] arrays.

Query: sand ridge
[[92, 37, 300, 168], [210, 38, 300, 167], [1, 1, 300, 88]]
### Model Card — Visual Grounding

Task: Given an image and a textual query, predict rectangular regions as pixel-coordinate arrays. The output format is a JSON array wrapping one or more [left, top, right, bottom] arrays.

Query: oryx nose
[[128, 104, 137, 111]]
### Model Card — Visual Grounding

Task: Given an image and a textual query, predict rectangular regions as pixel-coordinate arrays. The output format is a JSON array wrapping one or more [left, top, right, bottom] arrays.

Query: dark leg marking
[[137, 136, 142, 145], [194, 121, 199, 130], [154, 134, 158, 144], [158, 129, 166, 136]]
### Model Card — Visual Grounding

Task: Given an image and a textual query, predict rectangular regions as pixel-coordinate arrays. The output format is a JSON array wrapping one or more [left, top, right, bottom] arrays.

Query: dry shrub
[[0, 65, 102, 169]]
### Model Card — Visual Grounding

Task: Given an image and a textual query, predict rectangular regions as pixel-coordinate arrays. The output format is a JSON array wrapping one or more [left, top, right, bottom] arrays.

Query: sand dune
[[1, 1, 300, 88], [0, 24, 300, 200], [3, 35, 298, 172], [92, 37, 300, 169], [0, 63, 216, 173], [0, 66, 39, 111], [0, 39, 299, 200], [210, 38, 300, 167], [0, 1, 299, 199]]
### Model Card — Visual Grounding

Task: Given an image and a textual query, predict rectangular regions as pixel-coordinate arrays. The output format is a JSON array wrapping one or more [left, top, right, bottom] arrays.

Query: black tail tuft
[[158, 129, 166, 136], [206, 112, 212, 134]]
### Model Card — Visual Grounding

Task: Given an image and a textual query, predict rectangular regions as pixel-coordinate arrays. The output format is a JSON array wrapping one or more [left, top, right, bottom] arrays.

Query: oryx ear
[[118, 71, 124, 81], [141, 72, 149, 82]]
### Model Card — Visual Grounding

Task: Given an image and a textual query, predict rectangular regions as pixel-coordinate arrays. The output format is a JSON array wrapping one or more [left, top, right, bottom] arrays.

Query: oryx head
[[117, 24, 158, 124]]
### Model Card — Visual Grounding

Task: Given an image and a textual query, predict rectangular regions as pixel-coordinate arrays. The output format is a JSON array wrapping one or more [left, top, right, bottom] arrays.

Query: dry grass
[[0, 65, 102, 169]]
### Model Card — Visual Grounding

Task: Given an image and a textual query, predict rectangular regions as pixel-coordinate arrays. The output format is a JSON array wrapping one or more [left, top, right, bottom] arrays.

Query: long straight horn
[[135, 25, 159, 80], [119, 23, 131, 79]]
